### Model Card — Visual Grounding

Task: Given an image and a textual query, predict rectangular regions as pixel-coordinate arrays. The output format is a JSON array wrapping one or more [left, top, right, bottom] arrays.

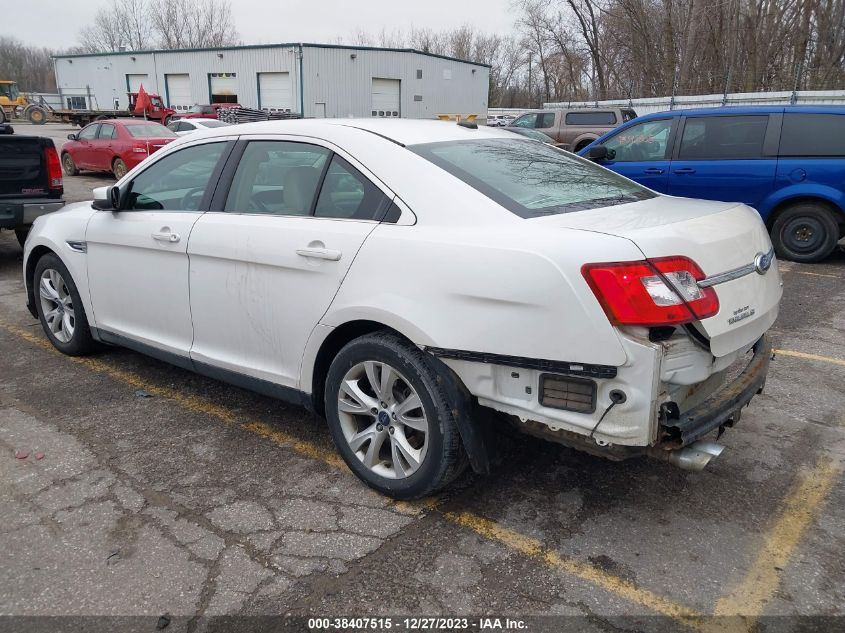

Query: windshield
[[126, 124, 177, 138], [197, 120, 229, 128], [509, 128, 554, 143], [410, 138, 654, 218]]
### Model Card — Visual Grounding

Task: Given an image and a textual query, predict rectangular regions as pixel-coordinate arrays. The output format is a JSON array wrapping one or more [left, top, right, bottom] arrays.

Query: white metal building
[[52, 43, 490, 120]]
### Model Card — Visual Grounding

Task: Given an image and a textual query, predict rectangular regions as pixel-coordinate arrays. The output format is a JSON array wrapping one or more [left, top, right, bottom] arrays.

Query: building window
[[66, 96, 86, 110], [416, 69, 423, 79]]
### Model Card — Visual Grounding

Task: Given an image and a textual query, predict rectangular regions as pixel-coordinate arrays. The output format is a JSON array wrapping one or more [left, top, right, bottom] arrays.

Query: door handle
[[296, 247, 342, 261], [673, 168, 697, 174], [643, 168, 665, 174], [152, 231, 180, 243]]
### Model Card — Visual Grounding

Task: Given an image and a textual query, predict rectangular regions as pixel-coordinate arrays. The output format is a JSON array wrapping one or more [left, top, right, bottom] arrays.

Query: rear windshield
[[126, 124, 176, 138], [410, 138, 654, 218]]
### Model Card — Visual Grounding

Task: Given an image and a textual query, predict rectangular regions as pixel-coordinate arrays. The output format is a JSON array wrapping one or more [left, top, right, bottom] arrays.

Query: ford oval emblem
[[754, 251, 772, 275]]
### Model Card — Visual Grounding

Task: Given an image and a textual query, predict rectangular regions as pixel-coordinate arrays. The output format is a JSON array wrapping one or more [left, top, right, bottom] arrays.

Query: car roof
[[635, 105, 845, 119], [96, 118, 165, 125], [187, 118, 518, 146], [183, 118, 220, 124]]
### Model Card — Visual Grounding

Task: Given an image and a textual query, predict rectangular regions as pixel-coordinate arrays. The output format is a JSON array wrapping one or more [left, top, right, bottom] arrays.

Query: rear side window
[[779, 114, 845, 157], [679, 115, 768, 160], [225, 141, 330, 215], [98, 124, 116, 140], [410, 138, 654, 218], [565, 111, 617, 125], [537, 112, 556, 128], [314, 155, 391, 220]]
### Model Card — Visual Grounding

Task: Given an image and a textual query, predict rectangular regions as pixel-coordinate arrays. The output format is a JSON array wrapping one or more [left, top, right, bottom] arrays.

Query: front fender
[[23, 202, 97, 326]]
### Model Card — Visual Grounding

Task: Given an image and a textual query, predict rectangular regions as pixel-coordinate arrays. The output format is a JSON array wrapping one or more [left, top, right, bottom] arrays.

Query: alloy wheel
[[337, 361, 429, 479], [39, 268, 75, 343]]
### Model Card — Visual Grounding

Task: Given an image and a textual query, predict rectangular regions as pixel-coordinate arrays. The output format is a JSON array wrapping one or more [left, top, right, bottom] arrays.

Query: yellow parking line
[[774, 349, 845, 367], [2, 319, 702, 623], [714, 456, 839, 619], [446, 510, 704, 623]]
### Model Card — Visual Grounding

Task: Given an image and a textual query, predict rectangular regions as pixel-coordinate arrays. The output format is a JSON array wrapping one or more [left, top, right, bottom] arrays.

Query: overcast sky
[[14, 0, 516, 50]]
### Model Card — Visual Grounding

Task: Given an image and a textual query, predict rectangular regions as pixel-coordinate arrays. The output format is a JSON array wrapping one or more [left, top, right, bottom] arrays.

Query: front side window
[[224, 141, 330, 215], [78, 125, 99, 141], [512, 114, 537, 129], [678, 115, 768, 160], [315, 156, 390, 220], [125, 142, 226, 211], [410, 138, 654, 218], [779, 114, 845, 157], [602, 119, 673, 162], [566, 111, 617, 126], [125, 123, 176, 139]]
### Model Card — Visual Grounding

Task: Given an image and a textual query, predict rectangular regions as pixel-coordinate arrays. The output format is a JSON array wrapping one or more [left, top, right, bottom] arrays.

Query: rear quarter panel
[[760, 158, 845, 220], [319, 223, 644, 370]]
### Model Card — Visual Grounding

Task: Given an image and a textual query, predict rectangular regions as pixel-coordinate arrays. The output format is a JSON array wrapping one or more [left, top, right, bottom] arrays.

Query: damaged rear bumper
[[659, 334, 772, 448]]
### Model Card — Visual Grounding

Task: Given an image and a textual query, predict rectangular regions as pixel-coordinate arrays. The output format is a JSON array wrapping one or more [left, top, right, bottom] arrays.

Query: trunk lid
[[535, 195, 782, 357]]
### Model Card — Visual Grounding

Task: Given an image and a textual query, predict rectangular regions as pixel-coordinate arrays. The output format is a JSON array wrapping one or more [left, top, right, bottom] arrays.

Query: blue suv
[[579, 106, 845, 262]]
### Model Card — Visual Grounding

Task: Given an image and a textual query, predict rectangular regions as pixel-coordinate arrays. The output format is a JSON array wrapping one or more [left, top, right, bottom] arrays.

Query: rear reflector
[[539, 374, 596, 413], [582, 256, 719, 327]]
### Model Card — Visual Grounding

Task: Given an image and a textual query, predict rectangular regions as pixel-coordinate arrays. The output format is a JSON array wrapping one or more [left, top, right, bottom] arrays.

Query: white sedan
[[167, 117, 230, 136], [22, 119, 781, 498]]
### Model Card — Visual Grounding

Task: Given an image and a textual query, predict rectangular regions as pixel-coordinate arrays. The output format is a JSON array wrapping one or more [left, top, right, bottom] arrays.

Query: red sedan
[[61, 119, 177, 179]]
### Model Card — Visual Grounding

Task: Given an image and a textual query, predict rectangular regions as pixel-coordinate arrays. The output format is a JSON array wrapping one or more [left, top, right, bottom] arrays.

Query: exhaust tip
[[658, 441, 726, 471]]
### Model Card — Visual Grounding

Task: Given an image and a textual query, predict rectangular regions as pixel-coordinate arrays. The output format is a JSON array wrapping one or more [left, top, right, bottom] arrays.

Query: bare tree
[[77, 0, 237, 52], [0, 37, 56, 92]]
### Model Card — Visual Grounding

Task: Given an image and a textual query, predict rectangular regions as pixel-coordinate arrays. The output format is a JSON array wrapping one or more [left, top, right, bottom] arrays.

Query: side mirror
[[587, 145, 608, 162], [92, 185, 123, 211], [67, 133, 78, 141]]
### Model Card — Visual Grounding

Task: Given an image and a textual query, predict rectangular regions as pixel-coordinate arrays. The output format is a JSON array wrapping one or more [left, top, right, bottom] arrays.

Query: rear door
[[187, 137, 392, 388], [668, 114, 777, 209], [596, 117, 676, 192]]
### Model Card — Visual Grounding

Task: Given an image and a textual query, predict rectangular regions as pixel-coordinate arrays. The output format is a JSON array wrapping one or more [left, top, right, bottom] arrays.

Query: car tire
[[15, 228, 29, 248], [62, 152, 79, 176], [771, 202, 840, 263], [112, 158, 128, 180], [324, 331, 467, 499], [33, 253, 97, 356]]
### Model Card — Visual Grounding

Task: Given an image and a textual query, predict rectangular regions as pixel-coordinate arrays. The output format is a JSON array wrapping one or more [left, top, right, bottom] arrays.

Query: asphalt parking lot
[[2, 122, 844, 631]]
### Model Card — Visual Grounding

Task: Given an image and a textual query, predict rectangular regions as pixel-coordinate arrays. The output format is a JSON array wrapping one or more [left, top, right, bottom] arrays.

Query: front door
[[73, 123, 100, 169], [85, 140, 230, 358], [188, 138, 391, 388], [595, 117, 675, 192], [668, 114, 776, 207]]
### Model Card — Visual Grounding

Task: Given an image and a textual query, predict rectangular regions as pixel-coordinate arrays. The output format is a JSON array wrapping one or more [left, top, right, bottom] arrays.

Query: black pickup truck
[[0, 123, 64, 247]]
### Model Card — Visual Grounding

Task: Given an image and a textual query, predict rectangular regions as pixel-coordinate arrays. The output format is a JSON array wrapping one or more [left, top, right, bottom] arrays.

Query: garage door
[[126, 74, 149, 94], [258, 72, 292, 111], [165, 74, 192, 112], [209, 73, 238, 104], [371, 78, 400, 117]]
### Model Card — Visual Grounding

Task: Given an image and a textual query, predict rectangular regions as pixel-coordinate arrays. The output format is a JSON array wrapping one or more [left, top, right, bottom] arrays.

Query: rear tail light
[[132, 144, 148, 153], [44, 147, 63, 192], [582, 256, 719, 327]]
